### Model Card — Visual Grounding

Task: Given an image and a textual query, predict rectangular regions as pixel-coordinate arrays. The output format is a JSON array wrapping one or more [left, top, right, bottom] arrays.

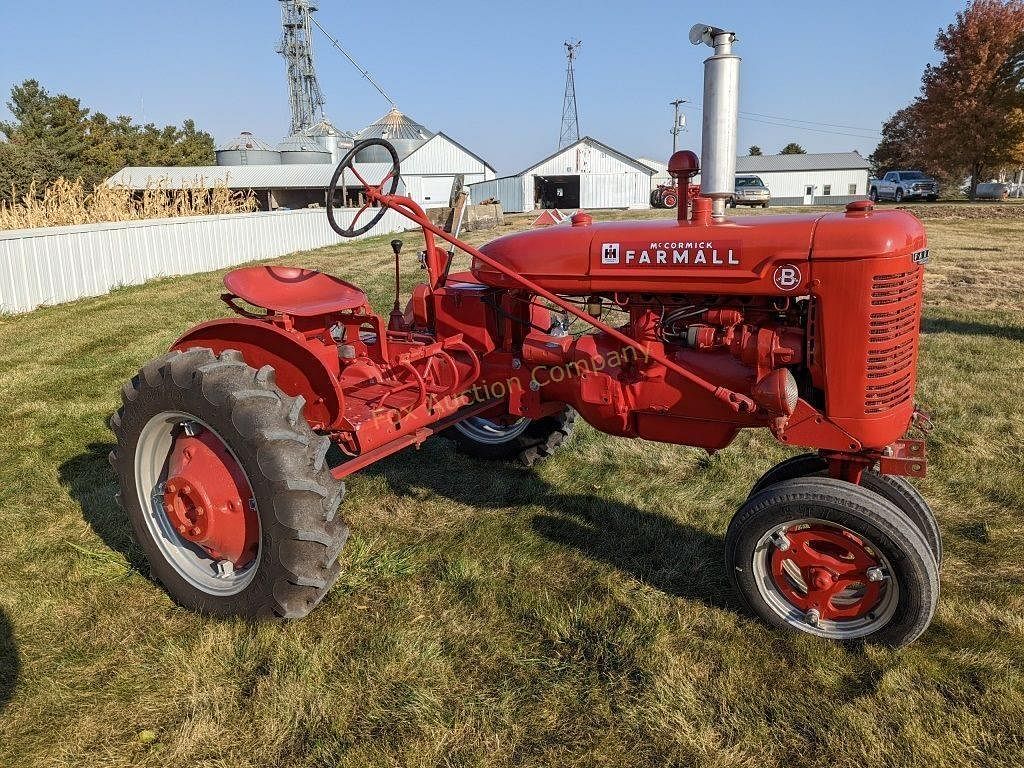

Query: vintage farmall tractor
[[651, 181, 700, 209], [110, 25, 940, 646]]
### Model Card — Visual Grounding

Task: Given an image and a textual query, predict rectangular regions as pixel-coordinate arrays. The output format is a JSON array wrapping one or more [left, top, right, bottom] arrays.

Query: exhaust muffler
[[690, 24, 740, 219]]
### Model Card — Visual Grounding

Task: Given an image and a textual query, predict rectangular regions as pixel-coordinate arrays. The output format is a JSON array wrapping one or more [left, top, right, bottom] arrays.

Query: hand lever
[[390, 239, 404, 330]]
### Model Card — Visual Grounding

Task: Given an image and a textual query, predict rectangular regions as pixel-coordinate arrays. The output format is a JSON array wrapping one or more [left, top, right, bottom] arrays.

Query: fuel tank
[[471, 208, 923, 296]]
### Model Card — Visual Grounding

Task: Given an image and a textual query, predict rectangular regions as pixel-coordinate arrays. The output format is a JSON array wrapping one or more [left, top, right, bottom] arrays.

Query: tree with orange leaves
[[874, 0, 1024, 197]]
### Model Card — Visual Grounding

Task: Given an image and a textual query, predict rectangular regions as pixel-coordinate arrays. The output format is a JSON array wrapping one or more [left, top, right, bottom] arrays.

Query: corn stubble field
[[0, 204, 1022, 767]]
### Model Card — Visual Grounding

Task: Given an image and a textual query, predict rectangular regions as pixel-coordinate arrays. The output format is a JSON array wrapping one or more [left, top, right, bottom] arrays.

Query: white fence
[[0, 207, 415, 315]]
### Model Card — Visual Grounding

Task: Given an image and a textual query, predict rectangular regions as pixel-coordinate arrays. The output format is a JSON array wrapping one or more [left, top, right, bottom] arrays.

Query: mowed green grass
[[1, 204, 1023, 767]]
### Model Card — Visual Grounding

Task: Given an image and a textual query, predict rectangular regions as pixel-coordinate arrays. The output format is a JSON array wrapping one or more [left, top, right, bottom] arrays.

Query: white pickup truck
[[869, 171, 939, 203]]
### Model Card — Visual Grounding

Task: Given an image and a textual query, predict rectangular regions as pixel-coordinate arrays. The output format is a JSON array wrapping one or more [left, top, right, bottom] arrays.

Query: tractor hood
[[473, 214, 823, 296]]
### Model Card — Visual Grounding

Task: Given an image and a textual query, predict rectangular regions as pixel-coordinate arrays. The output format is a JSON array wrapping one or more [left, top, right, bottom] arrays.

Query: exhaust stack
[[690, 24, 739, 219]]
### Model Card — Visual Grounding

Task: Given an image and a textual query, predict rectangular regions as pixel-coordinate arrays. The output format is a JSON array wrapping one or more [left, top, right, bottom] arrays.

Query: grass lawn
[[0, 204, 1022, 767]]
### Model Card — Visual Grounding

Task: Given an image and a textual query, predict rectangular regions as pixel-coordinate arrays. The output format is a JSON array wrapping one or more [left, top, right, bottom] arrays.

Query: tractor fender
[[172, 318, 345, 431]]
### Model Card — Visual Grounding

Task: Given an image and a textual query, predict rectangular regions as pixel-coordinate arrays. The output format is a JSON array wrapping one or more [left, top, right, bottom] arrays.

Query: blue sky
[[0, 1, 965, 174]]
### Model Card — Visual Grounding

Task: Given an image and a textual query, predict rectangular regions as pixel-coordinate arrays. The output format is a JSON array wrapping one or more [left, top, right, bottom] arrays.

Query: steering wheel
[[326, 139, 401, 238]]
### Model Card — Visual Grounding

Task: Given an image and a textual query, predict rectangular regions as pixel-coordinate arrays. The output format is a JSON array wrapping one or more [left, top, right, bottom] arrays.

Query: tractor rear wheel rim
[[135, 411, 261, 596], [752, 518, 898, 640], [453, 416, 530, 445]]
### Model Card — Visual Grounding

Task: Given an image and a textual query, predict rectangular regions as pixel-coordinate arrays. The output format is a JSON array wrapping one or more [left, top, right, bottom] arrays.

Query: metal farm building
[[735, 152, 871, 206], [468, 137, 653, 213]]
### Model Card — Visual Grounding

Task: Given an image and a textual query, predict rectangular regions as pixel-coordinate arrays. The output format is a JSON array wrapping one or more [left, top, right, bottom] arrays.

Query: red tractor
[[651, 182, 700, 209], [110, 25, 939, 646]]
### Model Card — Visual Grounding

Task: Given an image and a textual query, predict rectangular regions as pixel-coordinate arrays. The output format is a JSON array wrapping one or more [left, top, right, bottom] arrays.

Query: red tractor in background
[[110, 25, 940, 647], [652, 182, 700, 209]]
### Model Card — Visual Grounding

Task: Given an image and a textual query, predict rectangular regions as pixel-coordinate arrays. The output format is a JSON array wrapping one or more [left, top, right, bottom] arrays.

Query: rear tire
[[110, 348, 348, 619], [726, 477, 939, 647], [749, 453, 942, 564], [446, 407, 576, 467]]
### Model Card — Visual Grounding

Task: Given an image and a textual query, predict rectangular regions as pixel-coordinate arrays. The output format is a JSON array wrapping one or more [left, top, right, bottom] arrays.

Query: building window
[[849, 183, 857, 195], [823, 184, 832, 196]]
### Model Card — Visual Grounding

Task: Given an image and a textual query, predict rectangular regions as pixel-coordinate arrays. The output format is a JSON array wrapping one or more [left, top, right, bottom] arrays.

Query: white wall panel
[[0, 208, 416, 314], [467, 177, 526, 212], [580, 173, 651, 209]]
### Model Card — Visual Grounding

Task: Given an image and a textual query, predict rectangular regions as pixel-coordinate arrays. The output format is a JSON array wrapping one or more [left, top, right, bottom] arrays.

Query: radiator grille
[[865, 268, 922, 414]]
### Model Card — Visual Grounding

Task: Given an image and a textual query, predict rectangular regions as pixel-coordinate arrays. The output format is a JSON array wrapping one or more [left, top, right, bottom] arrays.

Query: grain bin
[[354, 107, 433, 161], [277, 134, 332, 164], [216, 132, 282, 166]]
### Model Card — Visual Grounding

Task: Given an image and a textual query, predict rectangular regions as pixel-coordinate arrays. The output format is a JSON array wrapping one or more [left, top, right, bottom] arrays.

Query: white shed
[[468, 137, 654, 213], [733, 152, 871, 206]]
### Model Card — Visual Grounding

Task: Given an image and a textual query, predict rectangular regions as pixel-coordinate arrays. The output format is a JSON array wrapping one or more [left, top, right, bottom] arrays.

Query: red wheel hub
[[770, 525, 884, 621], [162, 429, 259, 569]]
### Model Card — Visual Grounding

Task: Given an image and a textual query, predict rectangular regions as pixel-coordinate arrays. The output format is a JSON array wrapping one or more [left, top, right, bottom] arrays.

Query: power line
[[679, 104, 882, 140], [309, 15, 397, 109]]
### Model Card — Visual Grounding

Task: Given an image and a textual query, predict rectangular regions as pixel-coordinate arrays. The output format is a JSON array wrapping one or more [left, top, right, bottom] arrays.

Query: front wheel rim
[[134, 411, 262, 596], [453, 416, 531, 445], [752, 518, 899, 640]]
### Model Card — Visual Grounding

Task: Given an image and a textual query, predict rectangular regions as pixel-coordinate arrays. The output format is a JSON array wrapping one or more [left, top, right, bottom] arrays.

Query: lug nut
[[770, 532, 791, 551], [216, 560, 235, 578], [866, 566, 889, 582], [804, 608, 821, 626]]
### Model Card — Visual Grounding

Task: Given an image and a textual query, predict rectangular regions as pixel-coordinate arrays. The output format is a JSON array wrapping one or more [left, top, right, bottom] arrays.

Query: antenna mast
[[559, 40, 582, 148], [278, 0, 326, 134]]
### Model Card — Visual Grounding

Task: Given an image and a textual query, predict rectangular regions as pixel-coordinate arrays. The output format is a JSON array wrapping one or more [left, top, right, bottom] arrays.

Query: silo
[[301, 119, 355, 164], [216, 132, 281, 166], [353, 107, 433, 162], [277, 134, 332, 164]]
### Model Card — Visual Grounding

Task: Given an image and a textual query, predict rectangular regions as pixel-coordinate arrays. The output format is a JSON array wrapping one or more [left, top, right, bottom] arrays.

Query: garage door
[[420, 176, 455, 208]]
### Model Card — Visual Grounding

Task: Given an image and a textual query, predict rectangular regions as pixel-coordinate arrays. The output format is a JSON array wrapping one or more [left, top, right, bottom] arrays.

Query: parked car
[[870, 171, 939, 203], [729, 175, 771, 208]]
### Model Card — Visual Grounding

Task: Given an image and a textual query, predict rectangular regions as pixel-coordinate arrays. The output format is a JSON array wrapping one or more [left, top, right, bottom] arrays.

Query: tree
[[915, 0, 1024, 197], [869, 104, 929, 176], [748, 145, 763, 156], [780, 143, 807, 155], [0, 79, 215, 201]]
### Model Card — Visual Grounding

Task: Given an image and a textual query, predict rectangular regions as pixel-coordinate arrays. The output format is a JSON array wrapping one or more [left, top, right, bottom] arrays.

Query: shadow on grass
[[922, 316, 1024, 342], [363, 440, 736, 611], [0, 608, 18, 714], [58, 437, 735, 614], [58, 442, 149, 574]]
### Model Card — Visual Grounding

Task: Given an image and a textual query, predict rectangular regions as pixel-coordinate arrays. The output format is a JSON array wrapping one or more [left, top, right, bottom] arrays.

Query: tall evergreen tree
[[1, 79, 215, 201]]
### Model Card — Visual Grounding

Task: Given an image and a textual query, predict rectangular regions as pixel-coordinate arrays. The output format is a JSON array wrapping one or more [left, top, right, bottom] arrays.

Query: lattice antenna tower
[[559, 40, 582, 148], [278, 0, 327, 134]]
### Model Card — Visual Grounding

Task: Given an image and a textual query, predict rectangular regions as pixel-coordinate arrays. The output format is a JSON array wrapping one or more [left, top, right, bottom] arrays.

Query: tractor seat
[[224, 266, 368, 317]]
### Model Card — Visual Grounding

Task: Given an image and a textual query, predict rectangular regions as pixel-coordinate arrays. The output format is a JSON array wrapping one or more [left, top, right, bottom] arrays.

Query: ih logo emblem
[[601, 243, 620, 265], [773, 264, 803, 292]]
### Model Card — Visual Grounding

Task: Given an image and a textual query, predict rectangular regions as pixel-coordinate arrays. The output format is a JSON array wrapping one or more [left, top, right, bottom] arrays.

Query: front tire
[[446, 407, 576, 467], [726, 477, 939, 647], [110, 348, 349, 619], [895, 188, 905, 203], [749, 454, 942, 564]]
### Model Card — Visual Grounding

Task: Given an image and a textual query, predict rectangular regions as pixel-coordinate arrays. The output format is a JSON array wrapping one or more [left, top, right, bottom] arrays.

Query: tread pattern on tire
[[110, 347, 349, 619], [749, 453, 942, 564]]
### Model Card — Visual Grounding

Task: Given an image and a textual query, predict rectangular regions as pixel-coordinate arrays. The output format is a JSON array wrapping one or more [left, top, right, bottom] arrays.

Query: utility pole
[[670, 99, 688, 153], [559, 40, 582, 148]]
